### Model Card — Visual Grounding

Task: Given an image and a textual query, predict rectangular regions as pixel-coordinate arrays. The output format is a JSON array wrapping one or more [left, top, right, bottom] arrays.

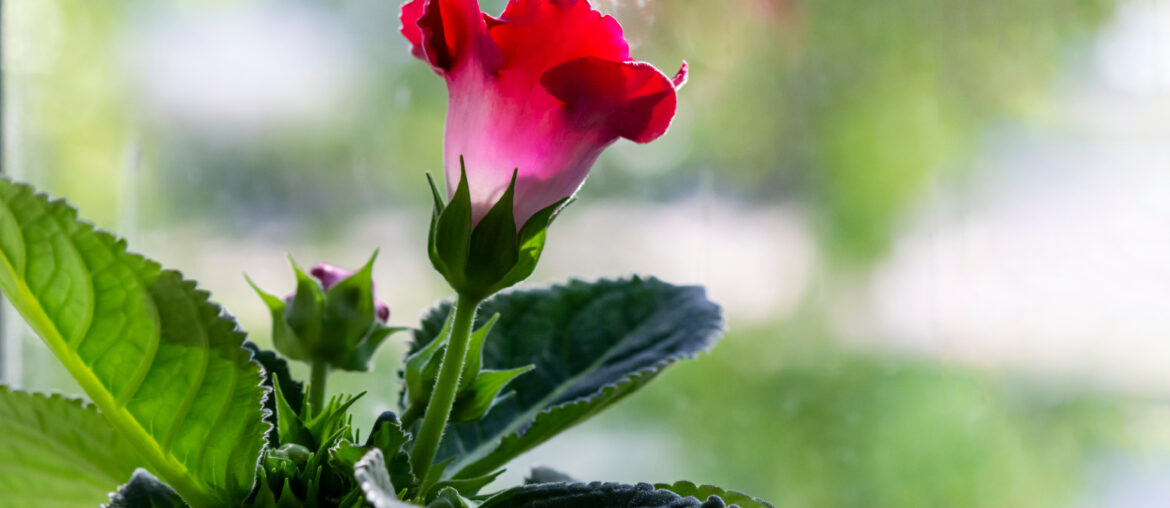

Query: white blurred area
[[123, 2, 362, 135], [867, 0, 1170, 396]]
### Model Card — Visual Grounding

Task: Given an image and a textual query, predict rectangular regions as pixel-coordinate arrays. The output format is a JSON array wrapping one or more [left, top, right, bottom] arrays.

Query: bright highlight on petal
[[400, 0, 686, 225]]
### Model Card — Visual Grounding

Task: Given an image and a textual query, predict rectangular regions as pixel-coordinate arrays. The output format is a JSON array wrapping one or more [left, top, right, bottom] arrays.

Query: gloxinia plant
[[0, 1, 771, 507]]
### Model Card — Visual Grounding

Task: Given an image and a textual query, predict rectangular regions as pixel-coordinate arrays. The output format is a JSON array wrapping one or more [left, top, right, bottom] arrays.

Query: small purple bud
[[307, 263, 391, 324]]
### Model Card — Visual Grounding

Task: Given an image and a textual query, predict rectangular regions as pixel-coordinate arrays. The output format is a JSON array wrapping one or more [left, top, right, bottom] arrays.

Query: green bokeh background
[[2, 0, 1155, 506]]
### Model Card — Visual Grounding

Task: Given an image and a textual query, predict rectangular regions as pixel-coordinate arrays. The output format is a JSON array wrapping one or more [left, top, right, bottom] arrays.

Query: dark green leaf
[[365, 413, 417, 492], [653, 482, 774, 508], [354, 450, 417, 508], [478, 482, 722, 508], [105, 470, 188, 508], [243, 341, 305, 445], [0, 179, 267, 506], [409, 277, 723, 479], [426, 486, 473, 508], [524, 467, 576, 485], [424, 468, 504, 503], [0, 386, 143, 507]]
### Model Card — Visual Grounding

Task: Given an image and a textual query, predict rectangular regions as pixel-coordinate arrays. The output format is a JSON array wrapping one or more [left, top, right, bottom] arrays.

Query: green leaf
[[450, 366, 534, 423], [524, 466, 576, 485], [243, 341, 305, 446], [457, 313, 499, 393], [354, 450, 417, 508], [424, 469, 504, 503], [653, 481, 774, 508], [425, 486, 473, 508], [365, 413, 416, 492], [478, 482, 718, 508], [272, 376, 314, 447], [0, 179, 267, 507], [402, 313, 454, 413], [409, 277, 723, 479], [0, 386, 143, 507], [105, 470, 188, 508]]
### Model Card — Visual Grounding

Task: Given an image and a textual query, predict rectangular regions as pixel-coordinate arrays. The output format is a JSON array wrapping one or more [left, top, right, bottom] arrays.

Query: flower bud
[[248, 253, 405, 372]]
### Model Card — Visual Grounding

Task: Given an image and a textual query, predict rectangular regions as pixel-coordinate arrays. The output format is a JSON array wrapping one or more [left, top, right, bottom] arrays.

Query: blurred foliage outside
[[1, 0, 1143, 506]]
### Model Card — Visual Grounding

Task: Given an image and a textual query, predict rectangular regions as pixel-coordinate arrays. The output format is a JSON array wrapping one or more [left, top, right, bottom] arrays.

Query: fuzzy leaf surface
[[0, 179, 267, 507], [654, 481, 774, 508], [105, 470, 187, 508], [478, 482, 723, 508], [409, 277, 723, 478], [0, 386, 143, 507]]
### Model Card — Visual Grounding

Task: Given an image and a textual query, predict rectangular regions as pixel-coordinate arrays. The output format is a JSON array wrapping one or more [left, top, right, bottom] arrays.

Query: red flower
[[401, 0, 687, 226]]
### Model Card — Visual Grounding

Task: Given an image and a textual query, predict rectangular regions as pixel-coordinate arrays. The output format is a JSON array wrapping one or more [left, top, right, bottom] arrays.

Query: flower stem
[[410, 294, 480, 478], [309, 360, 329, 416]]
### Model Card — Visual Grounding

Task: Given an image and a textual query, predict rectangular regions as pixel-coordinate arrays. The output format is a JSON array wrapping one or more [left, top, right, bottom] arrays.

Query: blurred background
[[3, 0, 1170, 505]]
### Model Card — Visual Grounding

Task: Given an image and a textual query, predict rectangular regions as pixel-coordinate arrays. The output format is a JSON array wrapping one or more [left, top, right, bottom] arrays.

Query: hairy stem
[[410, 294, 479, 478], [309, 360, 329, 416]]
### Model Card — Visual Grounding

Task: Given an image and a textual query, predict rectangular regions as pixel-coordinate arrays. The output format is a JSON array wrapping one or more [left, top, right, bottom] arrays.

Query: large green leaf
[[0, 179, 267, 507], [0, 386, 143, 507], [478, 482, 719, 508], [409, 277, 723, 478]]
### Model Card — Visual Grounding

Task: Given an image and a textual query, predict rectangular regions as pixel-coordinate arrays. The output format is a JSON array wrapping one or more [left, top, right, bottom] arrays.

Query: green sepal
[[288, 259, 327, 353], [487, 195, 571, 298], [252, 253, 396, 373], [322, 252, 379, 353], [331, 325, 409, 372], [465, 170, 519, 292], [451, 366, 534, 422], [429, 160, 473, 290], [426, 173, 446, 217], [427, 163, 571, 301], [247, 275, 311, 362]]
